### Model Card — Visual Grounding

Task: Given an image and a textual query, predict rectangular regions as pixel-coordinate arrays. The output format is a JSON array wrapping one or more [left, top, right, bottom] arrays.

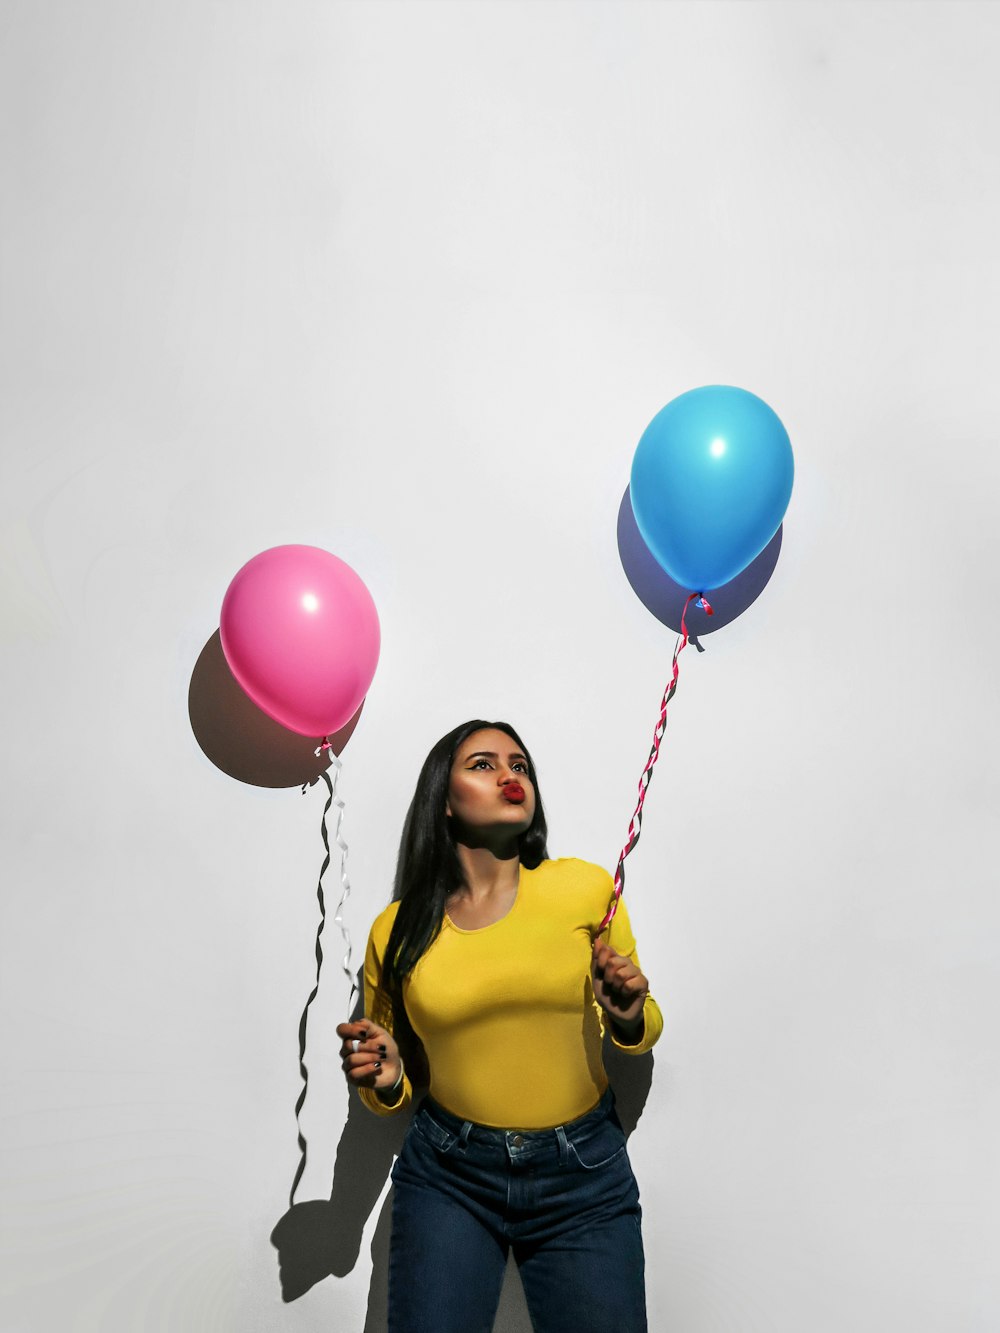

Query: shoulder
[[528, 857, 613, 904], [367, 900, 402, 954]]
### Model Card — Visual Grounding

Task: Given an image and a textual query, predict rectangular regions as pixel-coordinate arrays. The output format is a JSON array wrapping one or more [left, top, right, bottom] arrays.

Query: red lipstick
[[502, 783, 525, 804]]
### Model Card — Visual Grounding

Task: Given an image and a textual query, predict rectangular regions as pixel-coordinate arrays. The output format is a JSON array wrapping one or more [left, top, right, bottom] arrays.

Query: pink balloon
[[220, 545, 380, 738]]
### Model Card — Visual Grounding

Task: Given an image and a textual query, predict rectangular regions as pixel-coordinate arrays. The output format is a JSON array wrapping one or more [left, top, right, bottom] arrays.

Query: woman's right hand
[[336, 1019, 402, 1092]]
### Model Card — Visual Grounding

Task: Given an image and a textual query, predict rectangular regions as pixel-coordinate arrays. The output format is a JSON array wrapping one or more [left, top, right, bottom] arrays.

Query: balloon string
[[288, 745, 358, 1208], [288, 765, 333, 1208], [600, 591, 712, 933]]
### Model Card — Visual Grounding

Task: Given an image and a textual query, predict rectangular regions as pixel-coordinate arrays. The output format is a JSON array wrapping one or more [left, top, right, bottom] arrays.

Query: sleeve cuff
[[358, 1073, 413, 1116], [607, 995, 663, 1055]]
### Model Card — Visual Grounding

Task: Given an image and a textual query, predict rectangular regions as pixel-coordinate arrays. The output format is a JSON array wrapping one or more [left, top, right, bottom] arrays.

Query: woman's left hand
[[591, 938, 649, 1031]]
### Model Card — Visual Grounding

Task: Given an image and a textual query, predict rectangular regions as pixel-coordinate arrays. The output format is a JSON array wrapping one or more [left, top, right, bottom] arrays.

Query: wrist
[[376, 1059, 405, 1102], [609, 1014, 645, 1045]]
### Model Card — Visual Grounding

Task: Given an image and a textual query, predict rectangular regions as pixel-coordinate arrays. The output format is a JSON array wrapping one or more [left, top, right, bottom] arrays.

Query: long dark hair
[[379, 720, 548, 1066]]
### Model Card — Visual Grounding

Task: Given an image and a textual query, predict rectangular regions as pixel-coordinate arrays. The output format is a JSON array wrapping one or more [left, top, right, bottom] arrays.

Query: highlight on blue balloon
[[630, 386, 793, 592]]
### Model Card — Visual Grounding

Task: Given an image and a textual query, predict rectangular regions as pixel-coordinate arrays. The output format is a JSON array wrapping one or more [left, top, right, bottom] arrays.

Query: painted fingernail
[[378, 1045, 387, 1054], [374, 1062, 382, 1072]]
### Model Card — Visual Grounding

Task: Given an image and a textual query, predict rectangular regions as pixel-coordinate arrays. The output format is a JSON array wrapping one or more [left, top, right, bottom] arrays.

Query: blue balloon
[[630, 385, 794, 592]]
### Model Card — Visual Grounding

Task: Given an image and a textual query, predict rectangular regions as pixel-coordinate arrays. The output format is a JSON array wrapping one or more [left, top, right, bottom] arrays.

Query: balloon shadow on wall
[[618, 487, 783, 648], [188, 630, 364, 788], [269, 973, 655, 1331]]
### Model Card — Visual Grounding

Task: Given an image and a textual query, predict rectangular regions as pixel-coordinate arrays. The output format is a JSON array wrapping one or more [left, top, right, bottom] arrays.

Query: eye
[[512, 762, 529, 775], [470, 759, 493, 770]]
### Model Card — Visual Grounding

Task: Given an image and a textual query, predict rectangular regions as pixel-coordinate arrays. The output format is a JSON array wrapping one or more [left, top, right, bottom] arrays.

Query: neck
[[452, 841, 521, 902]]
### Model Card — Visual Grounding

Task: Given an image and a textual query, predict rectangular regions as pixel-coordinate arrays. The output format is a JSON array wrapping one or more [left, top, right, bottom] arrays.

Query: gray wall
[[3, 2, 998, 1329]]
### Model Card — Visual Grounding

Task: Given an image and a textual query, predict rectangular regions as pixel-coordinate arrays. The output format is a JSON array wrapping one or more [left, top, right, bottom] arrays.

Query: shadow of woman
[[271, 973, 655, 1330], [270, 1090, 410, 1298], [270, 973, 408, 1305]]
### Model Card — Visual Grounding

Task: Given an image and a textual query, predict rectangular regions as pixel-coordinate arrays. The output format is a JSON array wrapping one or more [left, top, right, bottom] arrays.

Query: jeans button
[[512, 1134, 524, 1147]]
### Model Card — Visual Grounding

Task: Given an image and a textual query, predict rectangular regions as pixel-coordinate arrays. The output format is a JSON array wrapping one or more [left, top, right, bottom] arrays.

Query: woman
[[336, 719, 662, 1332]]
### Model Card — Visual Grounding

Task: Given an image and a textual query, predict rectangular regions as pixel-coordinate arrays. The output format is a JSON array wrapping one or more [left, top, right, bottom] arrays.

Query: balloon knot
[[698, 595, 714, 616]]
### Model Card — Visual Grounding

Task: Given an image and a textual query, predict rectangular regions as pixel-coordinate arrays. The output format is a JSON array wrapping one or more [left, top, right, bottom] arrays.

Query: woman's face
[[445, 728, 536, 843]]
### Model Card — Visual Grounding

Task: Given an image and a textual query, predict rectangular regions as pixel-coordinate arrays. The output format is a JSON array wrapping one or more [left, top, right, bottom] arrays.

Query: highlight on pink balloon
[[220, 545, 380, 739]]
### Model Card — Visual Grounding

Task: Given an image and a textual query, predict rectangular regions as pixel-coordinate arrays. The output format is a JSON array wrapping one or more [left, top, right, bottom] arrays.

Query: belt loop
[[555, 1124, 569, 1165], [458, 1120, 473, 1153]]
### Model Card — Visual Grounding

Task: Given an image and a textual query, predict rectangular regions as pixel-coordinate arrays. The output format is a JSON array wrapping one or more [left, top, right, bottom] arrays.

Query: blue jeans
[[387, 1087, 646, 1332]]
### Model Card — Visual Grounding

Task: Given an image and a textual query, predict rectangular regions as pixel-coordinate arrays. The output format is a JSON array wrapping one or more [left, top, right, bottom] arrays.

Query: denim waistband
[[419, 1084, 616, 1150]]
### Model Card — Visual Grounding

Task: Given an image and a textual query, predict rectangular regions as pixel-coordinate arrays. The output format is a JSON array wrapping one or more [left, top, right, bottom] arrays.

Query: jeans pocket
[[566, 1120, 628, 1171], [412, 1108, 459, 1156]]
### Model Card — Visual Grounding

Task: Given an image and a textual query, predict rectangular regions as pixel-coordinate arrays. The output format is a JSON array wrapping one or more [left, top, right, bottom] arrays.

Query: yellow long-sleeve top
[[359, 857, 662, 1129]]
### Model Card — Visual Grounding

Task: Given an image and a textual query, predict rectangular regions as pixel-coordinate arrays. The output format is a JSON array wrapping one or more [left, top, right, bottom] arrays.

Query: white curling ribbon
[[323, 749, 359, 1015]]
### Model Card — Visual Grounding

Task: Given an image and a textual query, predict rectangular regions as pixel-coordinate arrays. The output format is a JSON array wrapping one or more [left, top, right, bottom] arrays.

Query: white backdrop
[[3, 3, 999, 1330]]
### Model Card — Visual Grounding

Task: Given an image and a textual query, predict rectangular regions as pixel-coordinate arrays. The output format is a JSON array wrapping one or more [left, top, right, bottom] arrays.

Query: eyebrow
[[464, 750, 528, 763]]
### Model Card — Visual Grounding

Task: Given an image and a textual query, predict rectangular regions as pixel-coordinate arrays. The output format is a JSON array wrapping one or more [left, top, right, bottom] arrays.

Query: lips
[[502, 784, 525, 804]]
